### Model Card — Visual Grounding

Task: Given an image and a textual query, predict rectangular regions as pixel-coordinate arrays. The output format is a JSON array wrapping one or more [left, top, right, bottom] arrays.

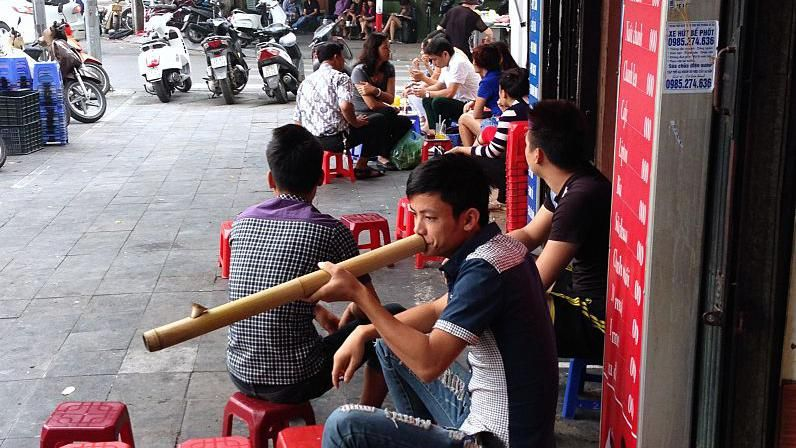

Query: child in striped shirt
[[448, 68, 530, 205]]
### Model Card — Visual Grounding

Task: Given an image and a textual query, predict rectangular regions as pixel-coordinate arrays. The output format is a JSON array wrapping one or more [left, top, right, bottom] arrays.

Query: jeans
[[230, 303, 406, 404], [322, 340, 483, 448], [292, 14, 318, 31]]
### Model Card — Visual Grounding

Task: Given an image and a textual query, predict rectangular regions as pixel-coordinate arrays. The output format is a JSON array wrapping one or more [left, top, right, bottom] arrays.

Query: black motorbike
[[254, 23, 303, 104], [184, 0, 222, 43], [309, 21, 353, 75], [200, 18, 249, 104]]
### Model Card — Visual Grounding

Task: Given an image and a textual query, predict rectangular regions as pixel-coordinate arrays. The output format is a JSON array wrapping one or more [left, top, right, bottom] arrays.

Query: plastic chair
[[561, 358, 602, 419], [178, 436, 250, 448], [221, 392, 315, 448], [275, 425, 324, 448], [219, 220, 233, 279], [40, 402, 135, 448], [322, 150, 356, 184], [340, 213, 391, 251]]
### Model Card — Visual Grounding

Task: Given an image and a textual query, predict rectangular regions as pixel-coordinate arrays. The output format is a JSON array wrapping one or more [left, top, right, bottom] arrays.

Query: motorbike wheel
[[82, 62, 111, 94], [232, 64, 248, 95], [176, 77, 192, 92], [220, 76, 235, 105], [0, 136, 7, 170], [121, 10, 133, 30], [186, 25, 204, 44], [274, 80, 288, 104], [65, 80, 107, 123], [154, 77, 172, 103]]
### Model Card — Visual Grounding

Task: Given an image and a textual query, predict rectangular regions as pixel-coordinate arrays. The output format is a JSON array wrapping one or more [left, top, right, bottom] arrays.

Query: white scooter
[[229, 0, 288, 46], [137, 13, 192, 103]]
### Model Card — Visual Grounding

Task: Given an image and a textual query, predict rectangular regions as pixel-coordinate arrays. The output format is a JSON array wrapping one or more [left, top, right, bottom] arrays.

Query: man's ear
[[317, 169, 325, 186], [267, 171, 276, 190], [462, 208, 481, 232]]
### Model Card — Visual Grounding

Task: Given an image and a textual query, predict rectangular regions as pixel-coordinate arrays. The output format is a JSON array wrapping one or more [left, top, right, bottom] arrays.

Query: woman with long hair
[[458, 44, 503, 146], [383, 0, 414, 43], [351, 32, 413, 174]]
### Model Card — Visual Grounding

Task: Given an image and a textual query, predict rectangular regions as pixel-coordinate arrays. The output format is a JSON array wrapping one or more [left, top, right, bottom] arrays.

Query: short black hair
[[317, 41, 343, 63], [499, 68, 529, 99], [528, 100, 592, 170], [423, 37, 455, 57], [406, 154, 490, 226], [266, 124, 323, 195], [472, 44, 501, 72]]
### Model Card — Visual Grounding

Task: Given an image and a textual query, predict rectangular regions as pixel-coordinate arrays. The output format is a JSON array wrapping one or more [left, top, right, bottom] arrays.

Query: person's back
[[227, 125, 380, 403], [294, 53, 352, 137], [439, 1, 488, 59]]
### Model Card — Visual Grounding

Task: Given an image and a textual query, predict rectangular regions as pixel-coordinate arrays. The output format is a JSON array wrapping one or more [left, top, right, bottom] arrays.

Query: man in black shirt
[[508, 100, 611, 362], [292, 0, 321, 31], [437, 0, 493, 60]]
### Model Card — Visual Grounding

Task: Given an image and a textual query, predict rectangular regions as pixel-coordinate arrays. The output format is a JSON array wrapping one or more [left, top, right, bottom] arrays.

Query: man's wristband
[[425, 90, 431, 98]]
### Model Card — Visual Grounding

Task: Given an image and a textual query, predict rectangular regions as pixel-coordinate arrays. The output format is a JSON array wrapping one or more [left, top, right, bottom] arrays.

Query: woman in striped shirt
[[448, 68, 529, 204]]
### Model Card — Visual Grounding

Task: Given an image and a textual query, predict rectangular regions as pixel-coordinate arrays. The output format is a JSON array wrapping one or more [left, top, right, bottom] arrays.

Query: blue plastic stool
[[402, 113, 421, 135], [562, 358, 602, 419]]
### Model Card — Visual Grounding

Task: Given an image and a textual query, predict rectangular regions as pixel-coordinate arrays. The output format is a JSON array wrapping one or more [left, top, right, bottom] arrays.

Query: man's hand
[[314, 304, 340, 334], [414, 86, 427, 98], [309, 261, 369, 303], [338, 302, 363, 327], [331, 327, 367, 387], [410, 68, 424, 82], [463, 101, 474, 113]]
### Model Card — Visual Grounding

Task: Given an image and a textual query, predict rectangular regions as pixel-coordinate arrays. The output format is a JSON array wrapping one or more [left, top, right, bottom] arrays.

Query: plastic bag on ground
[[390, 130, 423, 170]]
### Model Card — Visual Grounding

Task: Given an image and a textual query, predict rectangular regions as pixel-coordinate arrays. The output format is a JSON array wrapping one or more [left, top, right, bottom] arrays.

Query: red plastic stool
[[40, 402, 135, 448], [275, 425, 324, 448], [340, 213, 391, 251], [395, 197, 411, 240], [221, 392, 315, 448], [421, 139, 453, 162], [322, 151, 356, 185], [62, 443, 131, 448], [178, 436, 250, 448], [219, 220, 233, 279]]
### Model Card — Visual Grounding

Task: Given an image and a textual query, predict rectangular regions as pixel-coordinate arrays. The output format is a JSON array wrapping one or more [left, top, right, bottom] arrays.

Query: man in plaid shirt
[[226, 124, 402, 405]]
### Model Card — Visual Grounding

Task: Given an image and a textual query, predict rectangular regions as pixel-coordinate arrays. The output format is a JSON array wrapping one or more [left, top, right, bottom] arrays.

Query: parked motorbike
[[138, 13, 192, 103], [200, 18, 249, 104], [230, 0, 288, 47], [255, 23, 302, 104], [104, 0, 131, 32], [184, 0, 222, 44], [24, 24, 107, 123], [310, 22, 353, 74], [63, 22, 111, 94]]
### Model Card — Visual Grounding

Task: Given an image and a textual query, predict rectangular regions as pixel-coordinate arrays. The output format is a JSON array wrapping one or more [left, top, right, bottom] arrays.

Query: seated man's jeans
[[322, 340, 481, 448]]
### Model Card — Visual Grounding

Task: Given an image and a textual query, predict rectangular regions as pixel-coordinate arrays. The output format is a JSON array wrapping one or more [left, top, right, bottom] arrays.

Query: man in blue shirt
[[311, 155, 558, 447]]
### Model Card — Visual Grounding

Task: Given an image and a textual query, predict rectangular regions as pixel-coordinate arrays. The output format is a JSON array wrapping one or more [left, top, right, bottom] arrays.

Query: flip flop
[[354, 167, 385, 179], [377, 161, 399, 171]]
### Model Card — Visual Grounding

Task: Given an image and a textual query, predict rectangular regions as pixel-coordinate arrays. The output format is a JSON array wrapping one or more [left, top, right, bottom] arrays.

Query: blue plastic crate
[[33, 62, 63, 90], [0, 57, 34, 91]]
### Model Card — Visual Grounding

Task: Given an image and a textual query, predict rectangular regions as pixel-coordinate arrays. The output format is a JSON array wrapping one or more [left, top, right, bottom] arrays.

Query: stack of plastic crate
[[0, 57, 34, 91], [0, 89, 43, 155], [33, 62, 68, 145], [504, 121, 530, 233]]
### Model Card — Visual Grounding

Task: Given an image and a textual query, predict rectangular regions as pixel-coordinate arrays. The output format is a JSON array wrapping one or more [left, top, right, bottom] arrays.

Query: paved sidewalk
[[0, 71, 599, 447]]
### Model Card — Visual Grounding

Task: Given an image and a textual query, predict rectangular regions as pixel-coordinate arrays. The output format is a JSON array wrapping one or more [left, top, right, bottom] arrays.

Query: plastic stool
[[340, 213, 391, 251], [62, 444, 131, 448], [275, 425, 324, 448], [179, 436, 250, 448], [222, 392, 315, 448], [322, 151, 356, 185], [40, 402, 135, 448], [421, 139, 453, 162], [395, 197, 411, 240], [562, 358, 602, 419], [219, 220, 233, 279]]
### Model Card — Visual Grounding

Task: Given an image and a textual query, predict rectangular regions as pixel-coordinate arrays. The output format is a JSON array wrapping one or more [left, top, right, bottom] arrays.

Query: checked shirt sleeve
[[434, 259, 503, 345]]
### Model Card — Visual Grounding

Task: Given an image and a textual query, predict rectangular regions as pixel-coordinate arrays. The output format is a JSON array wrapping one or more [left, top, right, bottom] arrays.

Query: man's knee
[[323, 405, 379, 447]]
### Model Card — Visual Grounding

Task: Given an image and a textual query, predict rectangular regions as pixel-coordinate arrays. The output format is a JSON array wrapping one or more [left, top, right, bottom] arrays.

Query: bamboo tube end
[[142, 329, 162, 352]]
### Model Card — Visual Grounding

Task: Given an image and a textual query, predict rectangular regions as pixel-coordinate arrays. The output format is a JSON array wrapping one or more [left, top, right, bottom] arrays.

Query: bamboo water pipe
[[143, 234, 427, 352]]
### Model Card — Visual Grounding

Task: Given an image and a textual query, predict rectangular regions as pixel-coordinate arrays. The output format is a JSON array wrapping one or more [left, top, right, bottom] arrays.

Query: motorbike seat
[[188, 5, 213, 15], [152, 4, 179, 10], [232, 7, 261, 14], [263, 23, 291, 38]]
